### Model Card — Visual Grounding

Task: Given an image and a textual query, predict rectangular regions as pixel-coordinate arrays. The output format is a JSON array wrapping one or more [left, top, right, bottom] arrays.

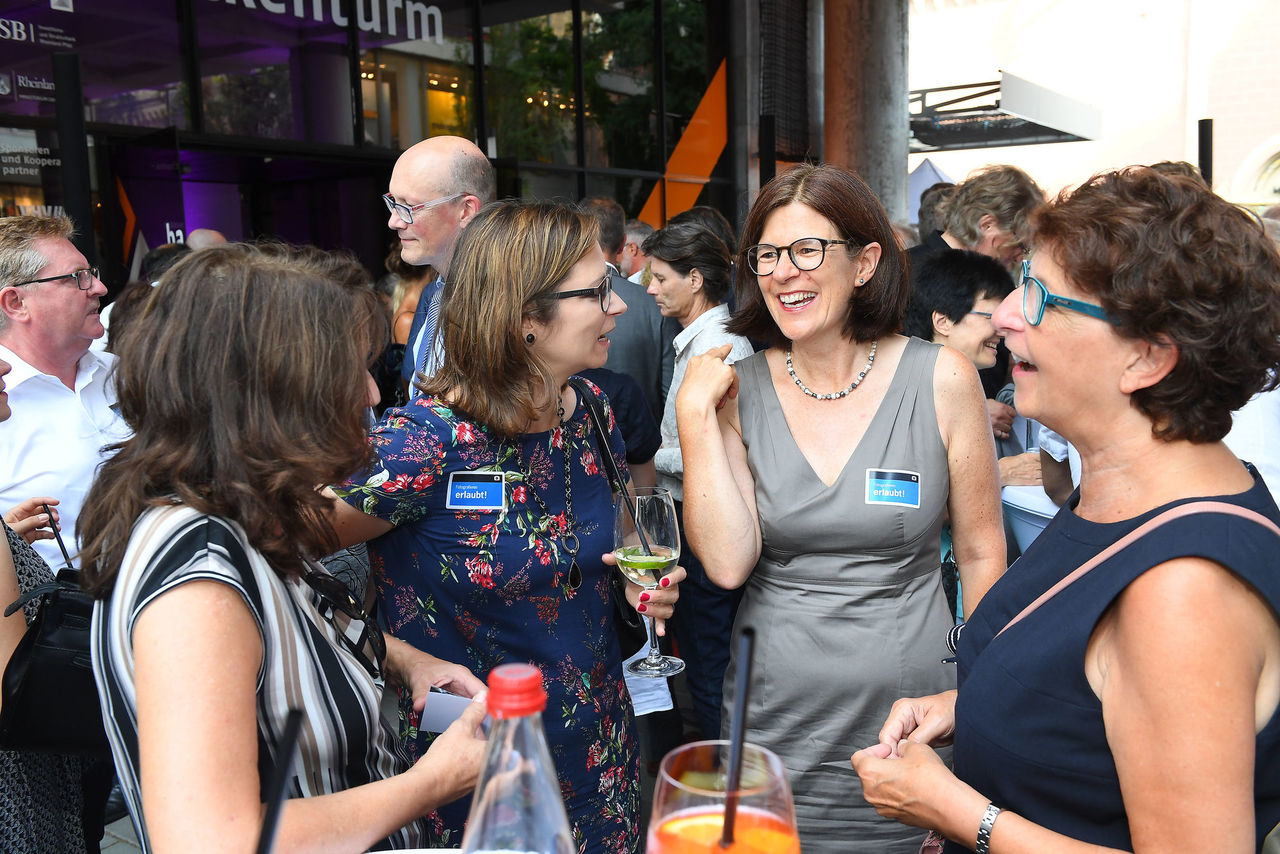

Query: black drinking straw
[[41, 503, 75, 571], [720, 628, 755, 849], [255, 708, 303, 854]]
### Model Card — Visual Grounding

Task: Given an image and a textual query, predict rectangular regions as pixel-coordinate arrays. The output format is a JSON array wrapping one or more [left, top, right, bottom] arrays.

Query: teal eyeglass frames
[[1020, 260, 1114, 326]]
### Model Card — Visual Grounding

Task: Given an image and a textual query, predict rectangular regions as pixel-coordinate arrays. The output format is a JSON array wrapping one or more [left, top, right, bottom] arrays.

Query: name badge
[[446, 472, 505, 512], [865, 469, 921, 509]]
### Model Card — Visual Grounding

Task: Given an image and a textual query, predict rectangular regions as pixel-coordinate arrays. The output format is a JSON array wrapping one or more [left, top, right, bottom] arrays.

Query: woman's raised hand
[[676, 344, 740, 417]]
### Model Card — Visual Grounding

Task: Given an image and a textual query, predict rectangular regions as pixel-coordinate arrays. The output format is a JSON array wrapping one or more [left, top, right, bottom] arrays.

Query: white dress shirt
[[0, 344, 131, 569], [655, 304, 754, 501]]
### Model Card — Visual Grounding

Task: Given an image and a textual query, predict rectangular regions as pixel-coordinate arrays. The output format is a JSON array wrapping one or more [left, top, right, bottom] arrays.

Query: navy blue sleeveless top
[[946, 466, 1280, 852]]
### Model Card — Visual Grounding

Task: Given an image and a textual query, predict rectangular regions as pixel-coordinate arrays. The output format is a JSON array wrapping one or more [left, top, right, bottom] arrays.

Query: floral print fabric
[[335, 382, 641, 853]]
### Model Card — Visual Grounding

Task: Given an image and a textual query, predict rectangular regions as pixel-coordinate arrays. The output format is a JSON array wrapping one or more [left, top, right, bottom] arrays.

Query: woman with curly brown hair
[[854, 166, 1280, 853], [79, 244, 487, 853]]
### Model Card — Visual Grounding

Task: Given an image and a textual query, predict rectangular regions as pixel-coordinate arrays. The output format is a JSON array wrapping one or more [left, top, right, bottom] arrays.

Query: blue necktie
[[410, 278, 444, 399]]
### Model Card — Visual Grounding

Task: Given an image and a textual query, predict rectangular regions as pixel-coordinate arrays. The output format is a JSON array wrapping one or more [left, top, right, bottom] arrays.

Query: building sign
[[213, 0, 444, 43], [1, 143, 60, 183], [0, 17, 77, 50]]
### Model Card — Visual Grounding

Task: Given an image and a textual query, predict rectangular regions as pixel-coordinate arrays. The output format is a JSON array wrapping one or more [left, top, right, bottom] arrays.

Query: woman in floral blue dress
[[332, 200, 683, 853]]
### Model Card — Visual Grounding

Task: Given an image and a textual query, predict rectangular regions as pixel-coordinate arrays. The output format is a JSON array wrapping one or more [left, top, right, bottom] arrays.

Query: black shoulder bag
[[568, 378, 648, 648], [0, 509, 112, 757]]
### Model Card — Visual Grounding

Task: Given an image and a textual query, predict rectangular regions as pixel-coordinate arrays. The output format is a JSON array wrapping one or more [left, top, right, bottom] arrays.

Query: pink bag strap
[[994, 500, 1280, 640]]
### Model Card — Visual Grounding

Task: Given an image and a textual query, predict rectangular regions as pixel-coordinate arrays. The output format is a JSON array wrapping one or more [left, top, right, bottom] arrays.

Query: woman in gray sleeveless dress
[[677, 164, 1007, 853]]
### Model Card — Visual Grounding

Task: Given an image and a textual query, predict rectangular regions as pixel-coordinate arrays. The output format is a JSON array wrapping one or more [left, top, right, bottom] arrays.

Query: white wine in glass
[[613, 486, 684, 677]]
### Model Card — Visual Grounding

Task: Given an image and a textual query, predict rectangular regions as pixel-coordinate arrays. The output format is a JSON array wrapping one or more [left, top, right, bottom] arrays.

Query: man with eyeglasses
[[0, 215, 130, 573], [907, 164, 1046, 436], [385, 135, 496, 398]]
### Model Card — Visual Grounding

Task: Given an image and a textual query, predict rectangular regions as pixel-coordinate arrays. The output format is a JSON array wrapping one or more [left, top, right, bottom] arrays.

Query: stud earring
[[858, 277, 865, 284], [525, 333, 535, 344]]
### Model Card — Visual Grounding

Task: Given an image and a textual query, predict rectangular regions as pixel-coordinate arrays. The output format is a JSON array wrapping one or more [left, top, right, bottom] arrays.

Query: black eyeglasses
[[746, 238, 851, 276], [302, 560, 386, 678], [14, 266, 100, 290], [546, 272, 613, 312]]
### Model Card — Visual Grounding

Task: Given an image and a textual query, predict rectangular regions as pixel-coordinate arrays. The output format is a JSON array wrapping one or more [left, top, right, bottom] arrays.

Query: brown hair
[[78, 243, 386, 594], [1033, 166, 1280, 442], [941, 164, 1044, 248], [421, 200, 599, 436], [729, 163, 908, 346]]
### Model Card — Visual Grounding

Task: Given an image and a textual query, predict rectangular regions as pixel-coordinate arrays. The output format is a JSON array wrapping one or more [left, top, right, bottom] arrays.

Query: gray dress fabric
[[725, 337, 955, 854]]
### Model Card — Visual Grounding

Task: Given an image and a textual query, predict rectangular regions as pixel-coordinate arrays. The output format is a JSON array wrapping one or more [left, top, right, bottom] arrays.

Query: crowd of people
[[1, 133, 1279, 854]]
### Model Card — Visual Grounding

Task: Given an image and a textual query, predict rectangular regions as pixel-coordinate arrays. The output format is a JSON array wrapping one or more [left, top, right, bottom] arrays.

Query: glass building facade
[[0, 0, 737, 288]]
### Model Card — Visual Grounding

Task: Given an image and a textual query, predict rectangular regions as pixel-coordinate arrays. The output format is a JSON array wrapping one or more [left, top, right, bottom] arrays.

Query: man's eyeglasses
[[746, 237, 850, 276], [1020, 260, 1114, 327], [13, 266, 100, 290], [968, 310, 994, 319], [382, 192, 464, 225], [545, 273, 613, 313], [302, 561, 386, 678]]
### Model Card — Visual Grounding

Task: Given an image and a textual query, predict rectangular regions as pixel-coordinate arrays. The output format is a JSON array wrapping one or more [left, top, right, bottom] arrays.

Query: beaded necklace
[[786, 339, 878, 401]]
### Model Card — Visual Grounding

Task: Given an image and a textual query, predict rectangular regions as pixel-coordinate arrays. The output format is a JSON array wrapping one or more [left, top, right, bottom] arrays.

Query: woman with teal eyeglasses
[[855, 165, 1280, 853]]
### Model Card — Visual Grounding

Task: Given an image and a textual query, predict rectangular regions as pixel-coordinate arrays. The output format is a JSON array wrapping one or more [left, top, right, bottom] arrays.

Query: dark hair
[[581, 197, 626, 256], [916, 181, 955, 238], [1033, 166, 1280, 442], [668, 206, 737, 255], [423, 200, 600, 436], [641, 221, 733, 306], [729, 163, 908, 346], [78, 244, 387, 594], [903, 249, 1013, 340], [140, 243, 191, 283], [103, 279, 159, 356], [942, 165, 1044, 248]]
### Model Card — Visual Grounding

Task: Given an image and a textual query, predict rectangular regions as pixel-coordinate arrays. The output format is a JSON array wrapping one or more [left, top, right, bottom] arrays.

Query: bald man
[[186, 228, 227, 250], [386, 136, 496, 394]]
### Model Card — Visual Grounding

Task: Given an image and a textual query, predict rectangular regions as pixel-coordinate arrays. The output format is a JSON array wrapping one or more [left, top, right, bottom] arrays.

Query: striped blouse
[[91, 505, 425, 851]]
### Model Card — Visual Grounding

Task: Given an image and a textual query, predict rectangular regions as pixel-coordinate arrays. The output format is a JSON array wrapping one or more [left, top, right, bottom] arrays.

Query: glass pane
[[482, 6, 577, 165], [195, 3, 351, 142], [515, 166, 577, 204], [358, 47, 474, 149], [583, 0, 658, 171], [0, 0, 186, 128], [585, 173, 658, 222]]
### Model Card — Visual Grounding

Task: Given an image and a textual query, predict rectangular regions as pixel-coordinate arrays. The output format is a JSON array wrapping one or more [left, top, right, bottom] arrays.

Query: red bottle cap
[[486, 663, 547, 718]]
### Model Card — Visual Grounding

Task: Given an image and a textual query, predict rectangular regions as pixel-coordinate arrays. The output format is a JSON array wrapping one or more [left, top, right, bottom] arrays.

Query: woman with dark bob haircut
[[330, 200, 683, 853], [80, 243, 488, 853], [855, 166, 1280, 853], [677, 163, 1006, 852]]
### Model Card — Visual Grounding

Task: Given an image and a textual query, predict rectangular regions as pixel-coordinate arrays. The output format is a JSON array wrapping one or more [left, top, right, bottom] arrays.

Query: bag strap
[[568, 377, 625, 495], [566, 377, 643, 631], [995, 500, 1280, 640]]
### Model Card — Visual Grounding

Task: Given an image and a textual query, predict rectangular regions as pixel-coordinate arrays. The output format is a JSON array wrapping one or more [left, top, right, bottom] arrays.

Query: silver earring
[[858, 277, 865, 284]]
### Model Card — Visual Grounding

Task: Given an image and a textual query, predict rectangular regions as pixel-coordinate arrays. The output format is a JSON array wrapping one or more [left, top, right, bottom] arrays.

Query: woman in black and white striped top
[[79, 244, 487, 853]]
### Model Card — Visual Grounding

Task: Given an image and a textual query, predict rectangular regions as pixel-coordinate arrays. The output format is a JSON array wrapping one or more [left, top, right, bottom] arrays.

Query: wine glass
[[613, 485, 684, 677], [647, 740, 799, 854]]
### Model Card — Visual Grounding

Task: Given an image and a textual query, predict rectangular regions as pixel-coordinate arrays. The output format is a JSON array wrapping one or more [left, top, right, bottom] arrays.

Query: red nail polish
[[639, 591, 651, 602], [660, 577, 671, 588], [637, 603, 648, 613]]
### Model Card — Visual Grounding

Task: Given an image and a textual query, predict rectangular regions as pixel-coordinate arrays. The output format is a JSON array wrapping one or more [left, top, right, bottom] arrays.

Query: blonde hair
[[421, 200, 599, 436]]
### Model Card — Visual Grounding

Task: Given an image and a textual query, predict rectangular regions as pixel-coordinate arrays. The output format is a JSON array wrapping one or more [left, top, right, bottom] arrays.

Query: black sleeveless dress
[[948, 466, 1280, 851]]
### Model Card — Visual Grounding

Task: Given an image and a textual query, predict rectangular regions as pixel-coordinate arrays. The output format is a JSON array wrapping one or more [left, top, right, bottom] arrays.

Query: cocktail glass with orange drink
[[647, 740, 799, 854]]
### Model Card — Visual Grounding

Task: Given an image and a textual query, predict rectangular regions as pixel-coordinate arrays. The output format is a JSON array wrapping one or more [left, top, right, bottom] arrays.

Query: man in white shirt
[[389, 136, 495, 397], [0, 215, 130, 569]]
